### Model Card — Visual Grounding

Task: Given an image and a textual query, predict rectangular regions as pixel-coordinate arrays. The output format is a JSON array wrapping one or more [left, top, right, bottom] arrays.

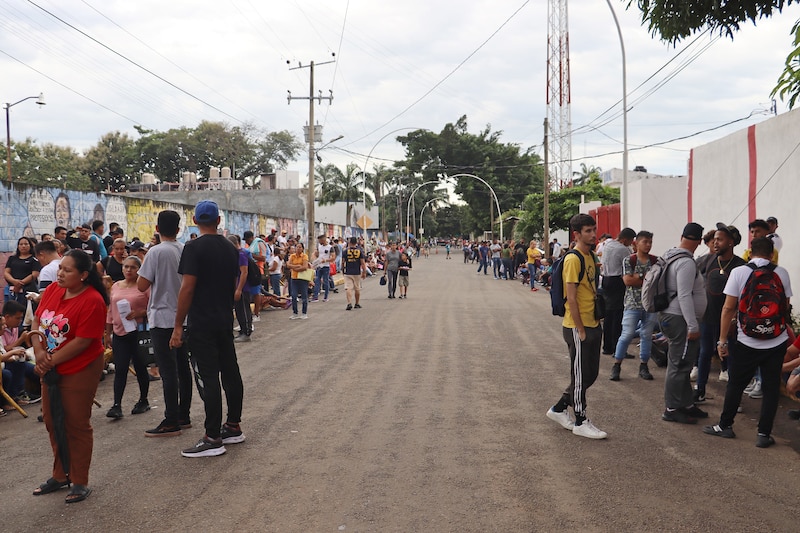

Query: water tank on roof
[[210, 166, 220, 179], [221, 166, 232, 179], [633, 166, 647, 173], [142, 173, 156, 185]]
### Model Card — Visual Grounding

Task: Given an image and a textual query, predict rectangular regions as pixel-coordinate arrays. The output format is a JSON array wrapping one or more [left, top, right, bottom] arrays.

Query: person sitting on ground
[[1, 301, 39, 406]]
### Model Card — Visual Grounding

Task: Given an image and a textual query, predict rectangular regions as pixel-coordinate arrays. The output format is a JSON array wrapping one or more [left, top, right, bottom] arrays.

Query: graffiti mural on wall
[[0, 182, 304, 253]]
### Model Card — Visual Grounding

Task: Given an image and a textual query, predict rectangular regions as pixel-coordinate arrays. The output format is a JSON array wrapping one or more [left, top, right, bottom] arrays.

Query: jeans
[[696, 321, 722, 392], [111, 331, 150, 406], [186, 328, 243, 439], [150, 327, 192, 425], [291, 279, 309, 314], [718, 340, 786, 435], [386, 270, 399, 296], [492, 257, 501, 278], [614, 308, 656, 362], [659, 313, 700, 409], [477, 257, 488, 274], [270, 273, 282, 296], [501, 258, 513, 279], [313, 266, 330, 300], [527, 263, 537, 288]]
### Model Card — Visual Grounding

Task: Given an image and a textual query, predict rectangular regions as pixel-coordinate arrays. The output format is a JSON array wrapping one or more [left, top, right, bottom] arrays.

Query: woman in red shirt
[[30, 249, 108, 504]]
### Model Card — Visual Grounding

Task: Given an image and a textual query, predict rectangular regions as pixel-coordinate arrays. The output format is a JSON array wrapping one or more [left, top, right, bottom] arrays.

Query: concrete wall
[[689, 107, 800, 279], [628, 175, 688, 256]]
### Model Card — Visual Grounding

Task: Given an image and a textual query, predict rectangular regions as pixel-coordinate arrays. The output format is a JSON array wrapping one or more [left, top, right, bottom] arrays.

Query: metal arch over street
[[406, 180, 441, 241], [445, 173, 503, 243]]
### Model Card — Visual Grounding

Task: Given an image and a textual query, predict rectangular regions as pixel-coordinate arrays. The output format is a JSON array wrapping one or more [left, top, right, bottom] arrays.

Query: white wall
[[629, 175, 688, 256]]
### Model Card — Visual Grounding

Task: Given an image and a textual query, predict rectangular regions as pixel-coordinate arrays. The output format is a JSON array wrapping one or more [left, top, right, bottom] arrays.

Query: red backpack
[[738, 263, 788, 339]]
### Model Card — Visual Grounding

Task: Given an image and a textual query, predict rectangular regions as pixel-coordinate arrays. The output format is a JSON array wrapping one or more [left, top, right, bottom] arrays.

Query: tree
[[315, 163, 374, 227], [82, 131, 138, 191], [628, 0, 800, 107], [396, 116, 543, 236], [8, 138, 90, 190], [516, 178, 619, 239], [239, 130, 304, 183], [572, 163, 602, 187]]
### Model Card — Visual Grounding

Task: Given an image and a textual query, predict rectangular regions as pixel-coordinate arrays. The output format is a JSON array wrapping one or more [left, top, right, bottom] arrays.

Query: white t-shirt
[[723, 258, 792, 349], [317, 243, 333, 262], [490, 243, 501, 259], [268, 255, 283, 275], [38, 259, 61, 288]]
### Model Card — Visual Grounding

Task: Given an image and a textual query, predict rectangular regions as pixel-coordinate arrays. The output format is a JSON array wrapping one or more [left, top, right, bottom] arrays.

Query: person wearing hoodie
[[659, 223, 708, 425]]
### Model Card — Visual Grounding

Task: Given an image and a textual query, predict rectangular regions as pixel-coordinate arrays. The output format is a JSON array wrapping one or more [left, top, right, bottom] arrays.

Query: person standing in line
[[477, 241, 490, 275], [4, 236, 41, 307], [343, 237, 366, 310], [659, 223, 708, 425], [169, 201, 244, 457], [383, 242, 401, 299], [227, 235, 253, 343], [397, 252, 412, 299], [546, 213, 607, 439], [490, 239, 502, 279], [500, 243, 513, 280], [312, 234, 334, 302], [267, 245, 283, 298], [243, 231, 267, 321], [600, 228, 637, 355], [610, 231, 657, 382], [704, 237, 791, 448], [526, 240, 542, 292], [138, 211, 193, 437], [34, 240, 61, 291], [287, 242, 312, 319], [551, 238, 562, 259], [765, 216, 782, 252]]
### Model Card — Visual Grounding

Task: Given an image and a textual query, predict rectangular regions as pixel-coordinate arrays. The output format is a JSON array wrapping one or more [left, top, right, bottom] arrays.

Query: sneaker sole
[[145, 429, 183, 438], [546, 409, 574, 430], [181, 446, 226, 458], [573, 427, 608, 439], [222, 434, 246, 444]]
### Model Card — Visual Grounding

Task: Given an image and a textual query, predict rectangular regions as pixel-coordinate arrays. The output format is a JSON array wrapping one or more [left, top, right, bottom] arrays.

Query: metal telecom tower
[[546, 0, 572, 187]]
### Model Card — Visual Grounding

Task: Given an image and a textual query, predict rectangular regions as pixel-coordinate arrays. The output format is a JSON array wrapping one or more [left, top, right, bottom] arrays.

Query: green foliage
[[82, 131, 138, 191], [516, 178, 619, 239], [629, 1, 800, 109], [396, 116, 543, 235], [8, 138, 91, 190]]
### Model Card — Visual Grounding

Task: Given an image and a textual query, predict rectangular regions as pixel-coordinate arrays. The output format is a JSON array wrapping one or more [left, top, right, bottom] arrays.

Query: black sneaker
[[693, 389, 706, 404], [145, 421, 182, 438], [686, 405, 709, 418], [346, 303, 353, 311], [662, 408, 697, 424], [609, 363, 621, 381], [220, 423, 246, 444], [354, 303, 362, 309], [638, 363, 653, 381], [178, 418, 192, 429], [788, 409, 800, 420], [106, 404, 123, 419], [131, 399, 150, 415], [755, 433, 775, 448], [181, 435, 226, 457], [703, 424, 736, 438]]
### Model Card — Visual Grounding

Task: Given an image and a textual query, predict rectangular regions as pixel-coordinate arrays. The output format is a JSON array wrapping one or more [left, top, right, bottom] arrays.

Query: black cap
[[682, 222, 704, 241], [129, 241, 146, 252], [715, 223, 742, 246], [766, 216, 778, 225]]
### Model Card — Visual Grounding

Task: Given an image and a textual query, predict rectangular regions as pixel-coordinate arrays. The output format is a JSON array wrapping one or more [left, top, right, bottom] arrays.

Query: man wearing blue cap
[[170, 200, 245, 458]]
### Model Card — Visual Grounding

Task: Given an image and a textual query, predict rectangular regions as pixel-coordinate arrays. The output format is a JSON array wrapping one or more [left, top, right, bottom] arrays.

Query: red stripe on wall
[[687, 149, 693, 221], [747, 125, 758, 246]]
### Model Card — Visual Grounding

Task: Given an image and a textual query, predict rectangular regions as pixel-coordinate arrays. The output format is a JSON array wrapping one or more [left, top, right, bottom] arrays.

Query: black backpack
[[550, 250, 596, 316], [246, 256, 262, 287]]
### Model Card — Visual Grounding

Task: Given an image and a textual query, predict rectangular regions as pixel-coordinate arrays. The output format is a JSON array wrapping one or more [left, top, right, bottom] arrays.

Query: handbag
[[379, 276, 387, 286], [137, 322, 155, 366], [296, 268, 314, 282]]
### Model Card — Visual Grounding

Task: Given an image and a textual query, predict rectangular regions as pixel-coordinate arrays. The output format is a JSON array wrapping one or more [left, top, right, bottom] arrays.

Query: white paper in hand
[[116, 298, 138, 333]]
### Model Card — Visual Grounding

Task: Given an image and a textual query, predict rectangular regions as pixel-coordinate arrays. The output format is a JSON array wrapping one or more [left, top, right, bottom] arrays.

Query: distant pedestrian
[[343, 237, 366, 310], [398, 252, 412, 298], [287, 242, 312, 319], [383, 242, 401, 298]]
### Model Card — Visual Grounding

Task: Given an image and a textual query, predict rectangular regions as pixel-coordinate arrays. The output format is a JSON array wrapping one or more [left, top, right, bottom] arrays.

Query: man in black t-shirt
[[342, 237, 366, 311], [170, 200, 245, 458], [65, 224, 101, 263]]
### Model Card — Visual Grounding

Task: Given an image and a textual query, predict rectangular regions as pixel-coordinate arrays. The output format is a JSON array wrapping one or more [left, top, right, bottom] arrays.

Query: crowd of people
[[545, 214, 800, 446]]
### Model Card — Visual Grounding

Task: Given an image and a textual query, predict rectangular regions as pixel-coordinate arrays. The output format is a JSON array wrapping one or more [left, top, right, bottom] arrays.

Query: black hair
[[243, 230, 254, 240], [748, 219, 770, 231], [750, 237, 774, 259], [569, 213, 596, 235], [15, 236, 35, 257], [156, 210, 180, 237], [63, 249, 109, 305], [3, 300, 26, 316], [703, 230, 716, 244], [636, 230, 653, 240], [54, 226, 67, 235], [91, 220, 104, 231], [619, 227, 636, 240], [349, 237, 358, 245], [34, 240, 57, 255]]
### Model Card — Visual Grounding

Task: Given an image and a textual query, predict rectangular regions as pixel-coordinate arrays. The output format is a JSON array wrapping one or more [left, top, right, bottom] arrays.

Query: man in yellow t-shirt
[[546, 213, 607, 439], [526, 240, 542, 291]]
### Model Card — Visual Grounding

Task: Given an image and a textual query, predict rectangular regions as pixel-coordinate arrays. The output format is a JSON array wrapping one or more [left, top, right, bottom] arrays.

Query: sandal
[[33, 477, 70, 496], [65, 484, 92, 503]]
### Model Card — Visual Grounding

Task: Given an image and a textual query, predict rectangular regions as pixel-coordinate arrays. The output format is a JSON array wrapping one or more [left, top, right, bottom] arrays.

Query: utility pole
[[287, 56, 334, 251], [543, 117, 550, 259]]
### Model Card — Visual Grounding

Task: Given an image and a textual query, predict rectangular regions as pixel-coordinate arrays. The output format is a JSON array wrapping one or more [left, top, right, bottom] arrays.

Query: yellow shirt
[[288, 252, 309, 279], [562, 249, 599, 329], [742, 248, 778, 264], [526, 247, 542, 263]]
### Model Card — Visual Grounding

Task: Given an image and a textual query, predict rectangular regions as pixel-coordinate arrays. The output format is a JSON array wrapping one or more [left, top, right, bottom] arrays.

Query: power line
[[27, 0, 247, 124]]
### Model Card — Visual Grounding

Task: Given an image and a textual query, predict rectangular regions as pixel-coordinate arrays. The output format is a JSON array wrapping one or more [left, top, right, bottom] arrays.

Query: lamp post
[[5, 93, 45, 182], [446, 173, 503, 243], [605, 0, 628, 227], [418, 198, 439, 238], [406, 181, 440, 243]]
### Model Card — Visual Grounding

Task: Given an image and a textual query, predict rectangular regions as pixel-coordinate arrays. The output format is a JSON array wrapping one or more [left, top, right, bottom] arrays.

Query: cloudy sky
[[2, 0, 799, 184]]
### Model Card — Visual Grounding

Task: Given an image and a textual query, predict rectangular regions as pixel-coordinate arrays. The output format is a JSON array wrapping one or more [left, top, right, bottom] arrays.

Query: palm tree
[[315, 162, 374, 228], [572, 163, 602, 187]]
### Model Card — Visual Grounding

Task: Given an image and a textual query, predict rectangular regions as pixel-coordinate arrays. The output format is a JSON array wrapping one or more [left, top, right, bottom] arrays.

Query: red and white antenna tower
[[546, 0, 572, 187]]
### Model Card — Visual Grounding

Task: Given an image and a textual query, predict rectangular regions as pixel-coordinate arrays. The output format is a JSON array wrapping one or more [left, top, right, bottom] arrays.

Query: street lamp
[[446, 173, 503, 243], [418, 198, 439, 238], [5, 93, 45, 182], [406, 181, 440, 243]]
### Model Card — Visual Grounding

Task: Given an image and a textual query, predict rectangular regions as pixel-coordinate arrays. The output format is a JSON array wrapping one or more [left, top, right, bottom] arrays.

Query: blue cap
[[195, 200, 219, 223]]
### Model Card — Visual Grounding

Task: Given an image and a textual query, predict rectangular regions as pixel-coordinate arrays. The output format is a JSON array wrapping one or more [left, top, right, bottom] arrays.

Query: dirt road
[[2, 251, 798, 532]]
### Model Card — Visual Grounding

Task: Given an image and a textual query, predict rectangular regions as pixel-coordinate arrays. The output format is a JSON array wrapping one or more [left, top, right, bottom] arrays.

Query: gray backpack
[[641, 251, 692, 313]]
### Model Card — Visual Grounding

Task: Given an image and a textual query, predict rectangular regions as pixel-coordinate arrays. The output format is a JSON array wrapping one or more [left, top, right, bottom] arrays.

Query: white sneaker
[[546, 408, 574, 430], [233, 325, 241, 332], [290, 314, 299, 320], [690, 366, 698, 382], [718, 370, 729, 382], [252, 315, 261, 322], [572, 419, 608, 439], [748, 380, 763, 399], [743, 378, 757, 394], [300, 314, 308, 320]]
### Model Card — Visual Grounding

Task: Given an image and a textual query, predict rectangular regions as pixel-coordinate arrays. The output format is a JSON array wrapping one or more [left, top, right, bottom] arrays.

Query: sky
[[2, 0, 799, 186]]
